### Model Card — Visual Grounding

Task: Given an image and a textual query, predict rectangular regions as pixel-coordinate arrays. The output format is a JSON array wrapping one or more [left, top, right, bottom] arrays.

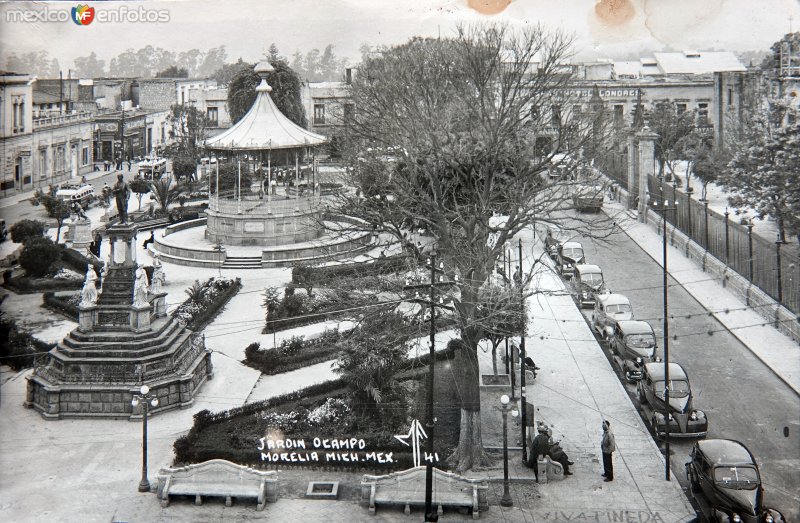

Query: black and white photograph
[[1, 1, 798, 521]]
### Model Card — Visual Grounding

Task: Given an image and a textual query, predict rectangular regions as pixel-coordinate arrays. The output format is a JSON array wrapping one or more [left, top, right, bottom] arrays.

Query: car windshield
[[625, 333, 654, 348], [607, 304, 632, 314], [654, 379, 690, 398], [581, 273, 602, 284], [562, 248, 583, 259], [714, 466, 759, 490]]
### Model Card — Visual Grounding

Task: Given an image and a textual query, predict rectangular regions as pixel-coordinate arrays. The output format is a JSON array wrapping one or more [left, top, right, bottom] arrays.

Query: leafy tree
[[329, 24, 614, 471], [155, 65, 188, 78], [9, 219, 46, 245], [211, 161, 252, 195], [33, 187, 70, 243], [5, 51, 59, 77], [761, 32, 800, 73], [177, 49, 203, 77], [19, 237, 60, 277], [73, 52, 105, 78], [227, 60, 307, 127], [646, 101, 696, 180], [675, 129, 713, 196], [171, 155, 197, 181], [334, 311, 411, 414], [196, 46, 227, 78], [167, 103, 208, 157], [210, 58, 250, 86], [722, 103, 800, 244], [128, 178, 151, 210], [149, 178, 180, 212], [477, 278, 524, 376]]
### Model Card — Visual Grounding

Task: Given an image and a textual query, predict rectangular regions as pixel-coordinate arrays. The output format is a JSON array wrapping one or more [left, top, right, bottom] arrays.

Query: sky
[[1, 0, 799, 69]]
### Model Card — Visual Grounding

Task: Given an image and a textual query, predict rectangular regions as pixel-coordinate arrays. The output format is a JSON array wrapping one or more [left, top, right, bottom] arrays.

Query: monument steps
[[222, 255, 263, 269], [64, 317, 182, 348], [52, 328, 193, 361]]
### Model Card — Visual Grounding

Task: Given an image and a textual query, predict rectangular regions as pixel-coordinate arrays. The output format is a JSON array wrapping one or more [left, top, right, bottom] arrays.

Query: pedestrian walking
[[601, 420, 615, 481]]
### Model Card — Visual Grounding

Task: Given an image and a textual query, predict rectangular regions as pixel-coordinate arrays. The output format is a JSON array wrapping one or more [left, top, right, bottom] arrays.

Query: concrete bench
[[156, 459, 278, 510], [536, 455, 564, 483], [361, 466, 488, 519]]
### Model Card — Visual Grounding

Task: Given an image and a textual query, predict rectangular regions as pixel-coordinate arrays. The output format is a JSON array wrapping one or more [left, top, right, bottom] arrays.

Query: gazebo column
[[267, 148, 272, 213], [295, 150, 299, 205]]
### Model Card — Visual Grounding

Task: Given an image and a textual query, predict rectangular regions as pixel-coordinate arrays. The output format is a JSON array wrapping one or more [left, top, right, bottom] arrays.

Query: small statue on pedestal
[[79, 265, 99, 307], [150, 255, 166, 294], [132, 264, 149, 307]]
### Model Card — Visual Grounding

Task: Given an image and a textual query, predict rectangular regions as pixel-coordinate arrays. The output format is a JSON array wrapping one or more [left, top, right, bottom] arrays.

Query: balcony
[[33, 112, 93, 131]]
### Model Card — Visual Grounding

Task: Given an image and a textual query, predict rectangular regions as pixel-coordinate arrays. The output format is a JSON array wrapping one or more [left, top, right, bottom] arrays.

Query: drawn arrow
[[394, 419, 428, 467]]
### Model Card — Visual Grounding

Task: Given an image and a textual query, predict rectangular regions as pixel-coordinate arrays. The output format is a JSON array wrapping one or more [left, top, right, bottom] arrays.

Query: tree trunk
[[491, 340, 498, 376], [446, 334, 492, 472]]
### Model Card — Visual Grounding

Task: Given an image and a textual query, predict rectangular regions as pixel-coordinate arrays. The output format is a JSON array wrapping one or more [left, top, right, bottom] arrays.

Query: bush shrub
[[0, 311, 54, 370], [9, 219, 47, 244], [291, 256, 409, 285], [172, 277, 241, 331], [43, 292, 80, 320], [19, 237, 61, 277], [172, 155, 198, 179], [59, 245, 103, 274]]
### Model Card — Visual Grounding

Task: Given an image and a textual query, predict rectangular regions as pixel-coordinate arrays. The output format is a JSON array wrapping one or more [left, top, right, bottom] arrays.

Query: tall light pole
[[498, 394, 519, 507], [517, 238, 528, 464], [651, 197, 677, 481], [403, 253, 458, 523], [131, 384, 159, 492]]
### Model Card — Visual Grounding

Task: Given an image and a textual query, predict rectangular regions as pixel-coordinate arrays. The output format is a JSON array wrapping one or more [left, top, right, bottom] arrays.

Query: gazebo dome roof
[[205, 62, 326, 151]]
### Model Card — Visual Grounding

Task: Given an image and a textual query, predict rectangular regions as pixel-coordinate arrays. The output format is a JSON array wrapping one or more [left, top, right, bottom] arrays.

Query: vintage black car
[[556, 241, 585, 278], [686, 439, 786, 523], [636, 362, 707, 438], [591, 292, 633, 337], [605, 320, 656, 382], [571, 263, 604, 307]]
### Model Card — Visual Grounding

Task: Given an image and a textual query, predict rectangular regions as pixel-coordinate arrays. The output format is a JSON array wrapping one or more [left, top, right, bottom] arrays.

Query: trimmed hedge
[[291, 255, 410, 285], [42, 292, 79, 320], [264, 292, 377, 334], [4, 276, 83, 294], [185, 278, 242, 332], [244, 330, 344, 375]]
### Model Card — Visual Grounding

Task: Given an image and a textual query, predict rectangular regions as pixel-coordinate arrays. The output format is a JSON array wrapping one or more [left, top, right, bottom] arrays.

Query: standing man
[[112, 173, 130, 225], [601, 420, 615, 482]]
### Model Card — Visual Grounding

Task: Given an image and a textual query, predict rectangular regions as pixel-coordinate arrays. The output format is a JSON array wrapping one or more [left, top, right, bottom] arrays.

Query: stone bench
[[361, 466, 488, 519], [156, 459, 278, 510], [536, 455, 564, 483]]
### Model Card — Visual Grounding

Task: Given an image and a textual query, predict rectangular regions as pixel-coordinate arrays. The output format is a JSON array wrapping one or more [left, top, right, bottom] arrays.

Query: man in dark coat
[[529, 426, 551, 480], [601, 420, 616, 481]]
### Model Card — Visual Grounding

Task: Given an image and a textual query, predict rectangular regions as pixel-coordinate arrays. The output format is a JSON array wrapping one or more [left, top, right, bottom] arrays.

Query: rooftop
[[652, 51, 746, 75]]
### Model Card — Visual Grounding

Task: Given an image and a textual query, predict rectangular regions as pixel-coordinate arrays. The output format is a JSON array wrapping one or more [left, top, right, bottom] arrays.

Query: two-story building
[[1, 72, 94, 197]]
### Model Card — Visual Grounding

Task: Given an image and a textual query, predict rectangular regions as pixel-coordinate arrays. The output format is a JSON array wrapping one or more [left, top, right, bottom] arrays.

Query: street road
[[565, 215, 800, 521]]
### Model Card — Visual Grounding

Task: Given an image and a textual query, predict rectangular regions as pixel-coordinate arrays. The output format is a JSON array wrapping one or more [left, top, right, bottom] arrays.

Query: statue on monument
[[150, 255, 166, 294], [79, 264, 99, 307], [132, 264, 149, 307], [112, 173, 130, 224]]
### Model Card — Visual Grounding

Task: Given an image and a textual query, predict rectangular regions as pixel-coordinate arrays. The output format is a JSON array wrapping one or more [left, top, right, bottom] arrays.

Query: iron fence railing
[[647, 175, 798, 315]]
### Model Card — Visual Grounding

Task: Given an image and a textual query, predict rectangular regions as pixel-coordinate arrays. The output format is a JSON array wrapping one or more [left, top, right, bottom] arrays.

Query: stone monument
[[25, 222, 213, 420]]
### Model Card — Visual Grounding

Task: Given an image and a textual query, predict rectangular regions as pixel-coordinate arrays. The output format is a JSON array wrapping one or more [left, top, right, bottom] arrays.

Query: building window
[[12, 101, 18, 132], [613, 104, 624, 123], [314, 104, 325, 125], [18, 98, 25, 132], [55, 146, 66, 172], [343, 103, 354, 122], [82, 146, 90, 166], [698, 103, 709, 125], [551, 104, 561, 126], [676, 103, 687, 113], [39, 149, 47, 178], [572, 105, 583, 117], [207, 107, 218, 125], [727, 88, 733, 107]]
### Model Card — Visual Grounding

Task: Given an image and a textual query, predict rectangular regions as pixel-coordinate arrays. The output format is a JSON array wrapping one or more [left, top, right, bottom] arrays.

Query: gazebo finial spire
[[254, 60, 274, 93]]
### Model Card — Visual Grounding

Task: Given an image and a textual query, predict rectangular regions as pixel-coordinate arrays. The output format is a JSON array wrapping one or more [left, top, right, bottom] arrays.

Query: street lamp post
[[131, 384, 159, 492], [517, 238, 528, 464], [498, 394, 519, 507], [651, 198, 677, 481], [403, 253, 458, 523]]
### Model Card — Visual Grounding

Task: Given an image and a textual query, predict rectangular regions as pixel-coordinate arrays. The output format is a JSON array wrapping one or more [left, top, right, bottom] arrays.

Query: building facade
[[1, 72, 94, 197], [93, 106, 151, 164]]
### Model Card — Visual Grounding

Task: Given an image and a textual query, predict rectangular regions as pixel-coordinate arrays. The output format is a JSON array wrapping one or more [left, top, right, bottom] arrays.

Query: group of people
[[526, 420, 616, 482]]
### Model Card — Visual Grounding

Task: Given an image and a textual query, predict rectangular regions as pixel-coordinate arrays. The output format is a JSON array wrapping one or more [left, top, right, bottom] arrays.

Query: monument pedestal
[[69, 218, 93, 250], [130, 303, 152, 333], [78, 304, 98, 333]]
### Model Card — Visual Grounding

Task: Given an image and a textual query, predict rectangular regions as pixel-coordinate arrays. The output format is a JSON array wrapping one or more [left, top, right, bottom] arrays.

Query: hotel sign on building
[[556, 88, 641, 100]]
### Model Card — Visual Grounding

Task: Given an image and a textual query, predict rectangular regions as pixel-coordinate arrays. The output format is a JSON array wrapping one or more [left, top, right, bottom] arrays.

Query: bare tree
[[325, 23, 616, 471]]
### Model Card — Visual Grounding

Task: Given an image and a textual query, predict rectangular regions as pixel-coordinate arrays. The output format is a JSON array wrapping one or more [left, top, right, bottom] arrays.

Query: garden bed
[[174, 345, 460, 472], [244, 329, 345, 375], [42, 291, 80, 320], [263, 288, 378, 334], [173, 277, 242, 332]]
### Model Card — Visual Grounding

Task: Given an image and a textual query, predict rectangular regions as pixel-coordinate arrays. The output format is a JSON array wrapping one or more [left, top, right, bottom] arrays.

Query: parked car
[[55, 184, 95, 208], [685, 439, 785, 523], [556, 241, 585, 278], [571, 263, 604, 307], [636, 362, 707, 438], [605, 320, 656, 382], [591, 292, 633, 337], [573, 184, 605, 213]]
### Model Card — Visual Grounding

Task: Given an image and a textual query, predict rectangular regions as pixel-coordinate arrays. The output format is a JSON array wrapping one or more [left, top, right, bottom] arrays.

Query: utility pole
[[517, 238, 528, 464]]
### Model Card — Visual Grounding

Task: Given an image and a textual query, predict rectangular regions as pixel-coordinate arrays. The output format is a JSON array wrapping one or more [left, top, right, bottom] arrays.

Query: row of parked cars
[[545, 228, 786, 523]]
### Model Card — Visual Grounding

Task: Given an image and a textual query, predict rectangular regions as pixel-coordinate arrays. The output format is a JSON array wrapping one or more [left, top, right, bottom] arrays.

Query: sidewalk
[[605, 199, 800, 396], [0, 165, 125, 210]]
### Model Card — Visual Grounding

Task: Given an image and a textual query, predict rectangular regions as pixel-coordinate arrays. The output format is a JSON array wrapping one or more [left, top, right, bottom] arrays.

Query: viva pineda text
[[257, 436, 440, 465]]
